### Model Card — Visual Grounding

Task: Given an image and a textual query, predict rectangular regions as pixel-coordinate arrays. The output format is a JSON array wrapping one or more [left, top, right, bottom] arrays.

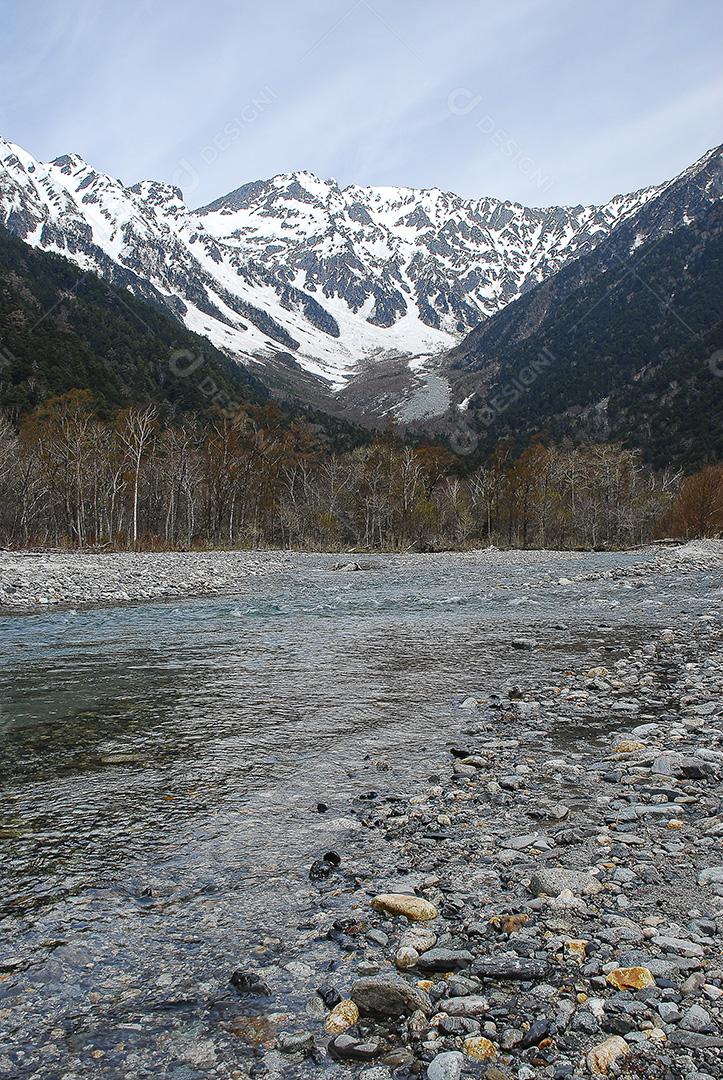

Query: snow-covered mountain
[[0, 135, 718, 417]]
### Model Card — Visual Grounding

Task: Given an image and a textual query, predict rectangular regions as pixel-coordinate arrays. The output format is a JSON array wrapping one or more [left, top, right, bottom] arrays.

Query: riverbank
[[229, 620, 723, 1078], [0, 548, 721, 1077], [0, 540, 721, 611], [319, 621, 722, 1078]]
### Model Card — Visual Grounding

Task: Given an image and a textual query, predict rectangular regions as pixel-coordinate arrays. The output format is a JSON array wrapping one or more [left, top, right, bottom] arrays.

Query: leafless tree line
[[0, 391, 720, 550]]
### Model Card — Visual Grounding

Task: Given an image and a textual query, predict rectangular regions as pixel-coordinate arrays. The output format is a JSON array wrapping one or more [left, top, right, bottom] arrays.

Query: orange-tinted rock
[[606, 966, 655, 990], [371, 893, 438, 921], [614, 739, 646, 753], [325, 999, 360, 1034], [489, 913, 528, 934], [463, 1036, 497, 1060]]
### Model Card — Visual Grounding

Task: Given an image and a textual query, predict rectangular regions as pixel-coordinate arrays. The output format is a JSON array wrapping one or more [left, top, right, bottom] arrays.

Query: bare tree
[[115, 405, 158, 546]]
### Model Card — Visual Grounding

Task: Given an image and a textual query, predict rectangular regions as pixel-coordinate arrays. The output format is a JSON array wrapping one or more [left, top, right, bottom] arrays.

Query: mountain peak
[[1, 133, 719, 411], [50, 152, 92, 174], [130, 179, 186, 209]]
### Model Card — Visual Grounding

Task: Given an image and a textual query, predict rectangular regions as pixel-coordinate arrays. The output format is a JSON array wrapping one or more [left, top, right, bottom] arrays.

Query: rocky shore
[[0, 540, 721, 612], [0, 549, 297, 609], [225, 620, 722, 1079]]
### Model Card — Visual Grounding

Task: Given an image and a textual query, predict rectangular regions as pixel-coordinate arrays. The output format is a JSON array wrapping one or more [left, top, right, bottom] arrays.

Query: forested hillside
[[0, 226, 271, 416], [449, 203, 723, 469]]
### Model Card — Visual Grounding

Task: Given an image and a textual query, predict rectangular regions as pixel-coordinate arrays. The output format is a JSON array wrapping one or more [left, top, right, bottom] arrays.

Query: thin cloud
[[0, 0, 721, 207]]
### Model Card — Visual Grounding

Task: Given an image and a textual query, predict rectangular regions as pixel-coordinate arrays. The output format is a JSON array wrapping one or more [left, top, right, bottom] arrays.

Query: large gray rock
[[680, 1005, 714, 1033], [529, 867, 603, 896], [351, 975, 432, 1017], [416, 948, 474, 972], [652, 754, 716, 779], [698, 866, 723, 886], [443, 995, 489, 1017]]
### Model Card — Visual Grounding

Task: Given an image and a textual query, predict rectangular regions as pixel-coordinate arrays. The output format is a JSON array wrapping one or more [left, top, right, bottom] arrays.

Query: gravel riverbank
[[0, 549, 297, 609], [226, 619, 723, 1080], [1, 544, 721, 1078], [0, 540, 721, 611]]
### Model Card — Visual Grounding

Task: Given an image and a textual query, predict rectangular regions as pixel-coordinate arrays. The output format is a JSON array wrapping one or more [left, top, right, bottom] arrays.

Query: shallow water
[[0, 549, 719, 1075]]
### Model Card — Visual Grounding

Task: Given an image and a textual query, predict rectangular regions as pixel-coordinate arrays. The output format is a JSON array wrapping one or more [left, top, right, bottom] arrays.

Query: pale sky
[[1, 0, 721, 209]]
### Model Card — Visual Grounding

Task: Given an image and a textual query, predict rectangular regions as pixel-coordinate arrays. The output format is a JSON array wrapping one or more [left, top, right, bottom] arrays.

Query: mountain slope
[[0, 134, 673, 400], [446, 156, 723, 468], [0, 224, 268, 415]]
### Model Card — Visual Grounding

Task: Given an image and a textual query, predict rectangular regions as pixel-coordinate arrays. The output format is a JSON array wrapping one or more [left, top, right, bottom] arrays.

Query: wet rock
[[351, 975, 432, 1017], [277, 1030, 315, 1055], [329, 1034, 384, 1061], [518, 1018, 553, 1048], [309, 850, 342, 881], [230, 970, 271, 996], [228, 1015, 277, 1046], [325, 999, 360, 1033], [395, 946, 419, 969], [317, 982, 342, 1008], [416, 948, 474, 972], [471, 957, 547, 981]]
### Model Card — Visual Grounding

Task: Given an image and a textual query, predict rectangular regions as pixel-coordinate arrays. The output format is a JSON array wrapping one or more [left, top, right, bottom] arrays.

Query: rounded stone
[[427, 1050, 463, 1080], [371, 893, 438, 921], [586, 1035, 630, 1075], [463, 1035, 497, 1060], [325, 999, 360, 1034]]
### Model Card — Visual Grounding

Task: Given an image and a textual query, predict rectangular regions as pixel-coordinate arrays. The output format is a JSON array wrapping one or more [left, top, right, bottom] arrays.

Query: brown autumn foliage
[[667, 464, 723, 538], [0, 392, 719, 550]]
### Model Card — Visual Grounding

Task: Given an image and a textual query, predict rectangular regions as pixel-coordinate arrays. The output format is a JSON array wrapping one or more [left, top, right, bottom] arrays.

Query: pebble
[[586, 1034, 630, 1074], [324, 999, 360, 1033]]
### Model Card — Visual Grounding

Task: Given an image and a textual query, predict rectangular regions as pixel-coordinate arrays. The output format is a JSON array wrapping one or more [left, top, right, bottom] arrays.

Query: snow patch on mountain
[[1, 134, 718, 407]]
